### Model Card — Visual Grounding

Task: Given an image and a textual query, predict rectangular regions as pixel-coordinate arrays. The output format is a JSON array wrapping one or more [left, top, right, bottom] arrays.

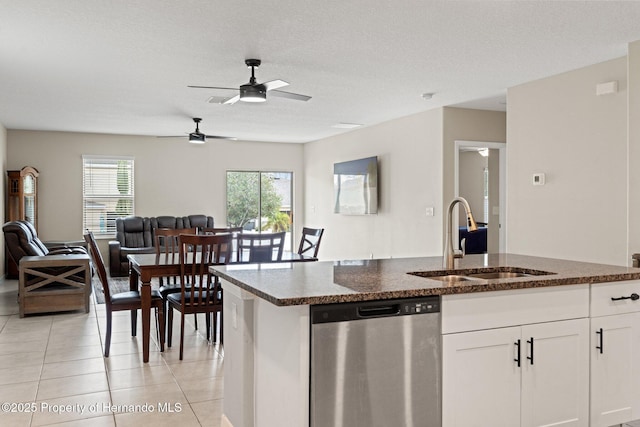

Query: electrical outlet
[[425, 207, 434, 217]]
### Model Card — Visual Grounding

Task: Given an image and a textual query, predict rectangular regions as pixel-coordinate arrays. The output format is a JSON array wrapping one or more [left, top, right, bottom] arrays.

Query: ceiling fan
[[188, 59, 312, 105], [159, 118, 236, 144]]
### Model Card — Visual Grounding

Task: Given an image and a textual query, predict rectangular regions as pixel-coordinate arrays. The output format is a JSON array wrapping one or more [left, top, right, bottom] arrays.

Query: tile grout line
[[91, 290, 118, 425]]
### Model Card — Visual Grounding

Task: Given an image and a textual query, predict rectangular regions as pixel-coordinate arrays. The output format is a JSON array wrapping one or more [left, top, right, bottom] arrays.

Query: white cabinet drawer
[[442, 284, 589, 334], [591, 280, 640, 317]]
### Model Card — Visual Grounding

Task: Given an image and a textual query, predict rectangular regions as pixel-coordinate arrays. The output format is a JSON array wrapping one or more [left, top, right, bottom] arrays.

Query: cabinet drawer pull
[[514, 339, 521, 367], [527, 337, 534, 365], [611, 293, 640, 301], [596, 328, 603, 354]]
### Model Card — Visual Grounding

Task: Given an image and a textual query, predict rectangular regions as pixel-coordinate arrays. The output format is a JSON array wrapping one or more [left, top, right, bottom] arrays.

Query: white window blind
[[82, 156, 134, 236]]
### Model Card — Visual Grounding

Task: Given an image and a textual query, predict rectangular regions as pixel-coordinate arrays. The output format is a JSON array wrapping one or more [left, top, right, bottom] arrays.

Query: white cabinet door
[[590, 313, 640, 427], [442, 326, 521, 427], [520, 318, 589, 427]]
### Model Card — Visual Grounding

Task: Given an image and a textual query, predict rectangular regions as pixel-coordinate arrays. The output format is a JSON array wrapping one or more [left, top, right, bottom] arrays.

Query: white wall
[[0, 123, 6, 276], [7, 131, 304, 254], [507, 57, 628, 265], [628, 41, 640, 261], [303, 109, 444, 261]]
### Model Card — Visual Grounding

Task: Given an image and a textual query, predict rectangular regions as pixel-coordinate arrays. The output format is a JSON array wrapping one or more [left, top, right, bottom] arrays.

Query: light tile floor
[[0, 279, 224, 427]]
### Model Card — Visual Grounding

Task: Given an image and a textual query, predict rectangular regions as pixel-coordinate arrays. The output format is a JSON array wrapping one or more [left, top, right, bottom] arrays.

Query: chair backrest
[[178, 233, 233, 306], [182, 215, 214, 233], [115, 216, 153, 248], [201, 227, 243, 235], [298, 227, 324, 258], [155, 228, 197, 258], [84, 231, 113, 306], [18, 220, 49, 254], [3, 221, 49, 265], [202, 227, 243, 262], [238, 232, 286, 263]]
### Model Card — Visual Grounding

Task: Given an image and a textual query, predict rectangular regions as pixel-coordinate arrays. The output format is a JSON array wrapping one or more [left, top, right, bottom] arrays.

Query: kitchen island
[[211, 254, 640, 427]]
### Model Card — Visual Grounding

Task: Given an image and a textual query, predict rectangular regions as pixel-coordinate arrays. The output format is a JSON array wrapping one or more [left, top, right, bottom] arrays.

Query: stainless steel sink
[[423, 274, 480, 283], [465, 271, 532, 279], [408, 267, 555, 282]]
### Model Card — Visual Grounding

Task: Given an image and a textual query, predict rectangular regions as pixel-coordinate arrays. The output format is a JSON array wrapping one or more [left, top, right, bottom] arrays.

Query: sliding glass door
[[226, 171, 293, 250]]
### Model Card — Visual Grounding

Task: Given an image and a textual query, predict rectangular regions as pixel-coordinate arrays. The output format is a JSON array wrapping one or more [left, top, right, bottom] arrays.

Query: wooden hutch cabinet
[[6, 166, 39, 277]]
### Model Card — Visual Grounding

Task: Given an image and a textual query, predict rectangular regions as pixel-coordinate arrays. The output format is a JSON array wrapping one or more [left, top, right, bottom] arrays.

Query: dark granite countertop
[[210, 253, 640, 306]]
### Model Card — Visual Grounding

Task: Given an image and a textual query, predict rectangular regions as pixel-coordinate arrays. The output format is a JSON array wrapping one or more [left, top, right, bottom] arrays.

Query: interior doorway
[[454, 140, 506, 253]]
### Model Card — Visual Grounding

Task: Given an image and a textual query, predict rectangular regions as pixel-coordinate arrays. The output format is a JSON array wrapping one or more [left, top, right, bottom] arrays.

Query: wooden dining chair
[[298, 227, 324, 258], [167, 233, 233, 360], [202, 227, 242, 262], [237, 231, 286, 263], [155, 228, 198, 336], [84, 231, 165, 357], [155, 227, 197, 285]]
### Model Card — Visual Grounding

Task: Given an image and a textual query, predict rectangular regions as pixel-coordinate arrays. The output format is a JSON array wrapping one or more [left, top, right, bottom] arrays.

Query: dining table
[[127, 251, 317, 362]]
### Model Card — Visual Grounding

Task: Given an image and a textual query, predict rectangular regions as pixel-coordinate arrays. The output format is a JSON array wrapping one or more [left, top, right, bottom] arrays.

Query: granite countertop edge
[[213, 255, 640, 307]]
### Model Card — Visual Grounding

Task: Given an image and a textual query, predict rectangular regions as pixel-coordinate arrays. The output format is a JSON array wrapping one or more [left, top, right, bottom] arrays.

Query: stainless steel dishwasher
[[310, 296, 441, 427]]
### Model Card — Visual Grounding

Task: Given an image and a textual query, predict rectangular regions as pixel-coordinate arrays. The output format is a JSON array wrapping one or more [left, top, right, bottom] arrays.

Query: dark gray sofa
[[108, 214, 214, 276]]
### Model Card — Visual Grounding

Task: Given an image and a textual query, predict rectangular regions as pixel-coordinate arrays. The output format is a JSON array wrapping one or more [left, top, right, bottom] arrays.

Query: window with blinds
[[82, 156, 134, 236]]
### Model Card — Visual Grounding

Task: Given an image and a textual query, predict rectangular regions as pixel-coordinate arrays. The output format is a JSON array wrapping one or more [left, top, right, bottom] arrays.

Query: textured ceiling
[[2, 1, 640, 143]]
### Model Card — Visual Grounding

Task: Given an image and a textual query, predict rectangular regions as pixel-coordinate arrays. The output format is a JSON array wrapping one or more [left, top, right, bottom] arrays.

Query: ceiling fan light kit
[[188, 132, 206, 144], [239, 84, 267, 102]]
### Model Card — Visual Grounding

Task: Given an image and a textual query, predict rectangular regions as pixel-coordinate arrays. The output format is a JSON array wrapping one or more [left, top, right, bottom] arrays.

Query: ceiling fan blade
[[263, 79, 289, 91], [157, 135, 187, 138], [205, 135, 237, 140], [223, 95, 241, 105], [270, 89, 312, 102], [188, 85, 238, 91]]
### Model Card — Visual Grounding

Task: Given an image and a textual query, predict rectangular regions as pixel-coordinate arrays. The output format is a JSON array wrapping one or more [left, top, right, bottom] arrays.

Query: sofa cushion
[[152, 216, 182, 230], [183, 215, 213, 230]]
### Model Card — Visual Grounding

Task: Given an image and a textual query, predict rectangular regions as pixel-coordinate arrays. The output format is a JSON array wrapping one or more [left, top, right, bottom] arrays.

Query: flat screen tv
[[333, 156, 378, 215]]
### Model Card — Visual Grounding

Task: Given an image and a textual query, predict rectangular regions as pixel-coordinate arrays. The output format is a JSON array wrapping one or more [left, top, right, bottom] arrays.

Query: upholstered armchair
[[109, 216, 155, 277], [3, 220, 92, 317]]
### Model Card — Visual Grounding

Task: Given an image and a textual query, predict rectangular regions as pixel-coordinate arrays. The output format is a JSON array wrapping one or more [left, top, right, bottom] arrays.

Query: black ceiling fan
[[188, 59, 312, 105], [159, 118, 236, 143]]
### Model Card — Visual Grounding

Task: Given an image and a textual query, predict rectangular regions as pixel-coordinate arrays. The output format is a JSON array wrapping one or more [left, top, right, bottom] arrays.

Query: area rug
[[92, 274, 161, 304]]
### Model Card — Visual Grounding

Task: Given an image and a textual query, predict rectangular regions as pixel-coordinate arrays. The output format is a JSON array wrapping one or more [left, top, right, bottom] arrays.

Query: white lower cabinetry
[[442, 326, 521, 427], [443, 318, 589, 427], [589, 280, 640, 427], [441, 285, 590, 427], [520, 319, 589, 427]]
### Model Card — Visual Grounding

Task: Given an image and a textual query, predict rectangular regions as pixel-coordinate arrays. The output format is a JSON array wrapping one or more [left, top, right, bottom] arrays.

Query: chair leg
[[131, 309, 137, 337], [220, 310, 223, 345], [212, 312, 217, 342], [194, 313, 198, 331], [167, 304, 174, 348], [163, 299, 169, 343], [104, 309, 112, 357], [156, 305, 165, 352], [179, 311, 185, 360], [206, 313, 211, 341]]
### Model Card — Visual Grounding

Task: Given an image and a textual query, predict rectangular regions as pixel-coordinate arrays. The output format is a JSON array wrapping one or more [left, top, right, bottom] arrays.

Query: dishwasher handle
[[311, 296, 440, 324], [358, 304, 400, 318]]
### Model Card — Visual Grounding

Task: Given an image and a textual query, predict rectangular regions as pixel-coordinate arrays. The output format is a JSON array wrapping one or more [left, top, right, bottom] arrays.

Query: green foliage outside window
[[227, 172, 283, 229]]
